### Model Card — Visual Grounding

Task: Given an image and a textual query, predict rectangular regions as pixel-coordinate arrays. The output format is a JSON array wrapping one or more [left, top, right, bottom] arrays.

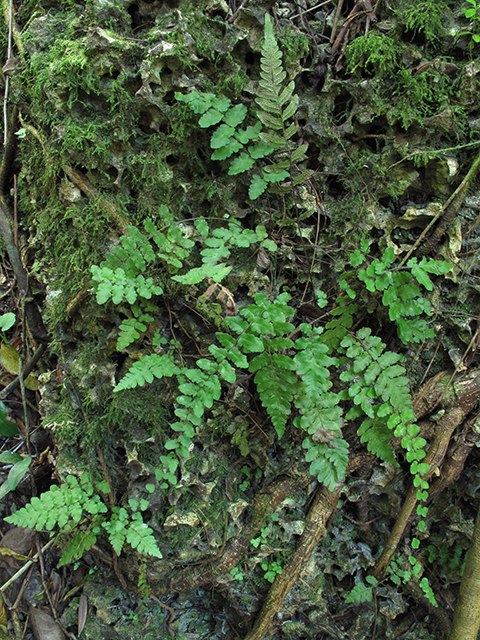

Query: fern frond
[[102, 225, 156, 276], [145, 218, 195, 273], [5, 474, 108, 531], [357, 417, 396, 465], [250, 352, 297, 438], [127, 513, 162, 557], [256, 15, 299, 135], [339, 328, 415, 464], [303, 437, 349, 491], [114, 353, 179, 392], [117, 316, 151, 350], [91, 266, 163, 306], [58, 530, 97, 567], [293, 325, 342, 435]]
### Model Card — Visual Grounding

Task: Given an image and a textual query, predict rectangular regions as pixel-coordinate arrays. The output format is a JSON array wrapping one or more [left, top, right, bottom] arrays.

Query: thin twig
[[2, 0, 13, 147], [289, 0, 333, 19], [150, 595, 175, 638], [0, 539, 55, 592], [0, 343, 47, 399], [330, 0, 345, 44]]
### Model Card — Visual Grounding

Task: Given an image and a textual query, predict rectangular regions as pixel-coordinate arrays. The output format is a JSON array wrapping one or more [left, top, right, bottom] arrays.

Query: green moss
[[277, 21, 309, 72], [346, 34, 463, 129], [397, 0, 451, 45], [346, 33, 402, 77]]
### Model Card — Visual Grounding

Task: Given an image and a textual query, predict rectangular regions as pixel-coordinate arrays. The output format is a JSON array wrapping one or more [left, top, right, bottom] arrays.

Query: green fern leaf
[[117, 317, 148, 350], [250, 351, 297, 438], [304, 438, 349, 491], [236, 122, 262, 144], [223, 104, 248, 127], [59, 529, 97, 567], [278, 81, 295, 107], [281, 95, 299, 121], [211, 139, 242, 160], [172, 263, 232, 285], [199, 108, 226, 127], [345, 581, 374, 604], [357, 417, 396, 465], [114, 353, 179, 392], [228, 152, 255, 175], [249, 175, 268, 199], [248, 141, 274, 159], [126, 518, 162, 557], [259, 132, 287, 149], [293, 325, 342, 436], [256, 111, 283, 130], [292, 170, 314, 186], [291, 144, 309, 164]]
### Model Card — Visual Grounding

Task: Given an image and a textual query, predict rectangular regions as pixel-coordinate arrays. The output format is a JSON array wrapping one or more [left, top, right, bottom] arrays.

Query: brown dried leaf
[[78, 594, 87, 636], [29, 607, 65, 640]]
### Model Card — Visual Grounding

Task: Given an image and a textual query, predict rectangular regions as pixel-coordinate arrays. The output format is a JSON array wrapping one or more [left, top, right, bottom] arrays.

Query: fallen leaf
[[0, 344, 38, 390], [29, 606, 65, 640], [78, 594, 87, 636]]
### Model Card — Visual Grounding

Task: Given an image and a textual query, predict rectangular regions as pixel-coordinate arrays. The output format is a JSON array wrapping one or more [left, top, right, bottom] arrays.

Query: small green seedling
[[0, 451, 31, 499], [0, 313, 15, 344]]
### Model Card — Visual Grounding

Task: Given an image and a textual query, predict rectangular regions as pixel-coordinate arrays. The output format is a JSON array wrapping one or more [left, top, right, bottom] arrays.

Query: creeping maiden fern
[[5, 474, 162, 565], [175, 14, 311, 199], [339, 328, 415, 465]]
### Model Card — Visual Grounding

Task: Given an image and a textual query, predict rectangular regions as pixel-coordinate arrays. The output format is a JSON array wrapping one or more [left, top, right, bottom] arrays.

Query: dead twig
[[150, 595, 175, 638]]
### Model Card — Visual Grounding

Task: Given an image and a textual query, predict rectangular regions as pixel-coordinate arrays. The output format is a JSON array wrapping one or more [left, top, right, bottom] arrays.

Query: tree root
[[243, 483, 341, 640], [372, 368, 480, 579], [64, 164, 130, 233], [143, 473, 311, 594], [417, 147, 480, 257]]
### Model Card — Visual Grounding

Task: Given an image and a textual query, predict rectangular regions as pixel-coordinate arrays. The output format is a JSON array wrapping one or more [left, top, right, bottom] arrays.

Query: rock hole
[[106, 167, 119, 181], [163, 90, 176, 105], [138, 111, 156, 135], [149, 82, 161, 96], [401, 28, 427, 47], [306, 145, 320, 171], [209, 8, 227, 19], [166, 154, 178, 166], [326, 176, 346, 197], [332, 92, 353, 125], [126, 75, 142, 95]]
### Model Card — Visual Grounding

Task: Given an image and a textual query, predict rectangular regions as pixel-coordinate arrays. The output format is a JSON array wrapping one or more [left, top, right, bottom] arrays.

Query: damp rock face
[[3, 0, 480, 637]]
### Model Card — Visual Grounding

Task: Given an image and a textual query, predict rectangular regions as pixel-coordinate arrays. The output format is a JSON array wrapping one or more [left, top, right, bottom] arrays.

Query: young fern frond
[[114, 353, 179, 392], [293, 324, 347, 490], [255, 14, 299, 136], [175, 15, 311, 200], [250, 350, 297, 439]]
